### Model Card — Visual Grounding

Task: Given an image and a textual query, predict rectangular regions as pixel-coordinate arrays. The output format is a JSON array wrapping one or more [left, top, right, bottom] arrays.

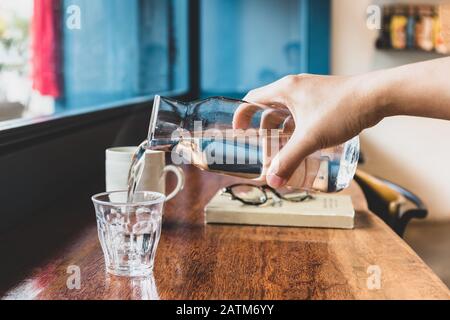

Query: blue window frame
[[58, 0, 189, 111], [200, 0, 330, 98], [57, 0, 329, 110], [0, 0, 330, 127]]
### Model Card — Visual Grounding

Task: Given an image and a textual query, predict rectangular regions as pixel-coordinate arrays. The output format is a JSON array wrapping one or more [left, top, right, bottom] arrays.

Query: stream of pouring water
[[127, 140, 149, 203]]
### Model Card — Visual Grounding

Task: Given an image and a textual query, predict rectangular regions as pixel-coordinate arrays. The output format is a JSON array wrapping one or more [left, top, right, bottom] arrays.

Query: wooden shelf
[[375, 47, 449, 56]]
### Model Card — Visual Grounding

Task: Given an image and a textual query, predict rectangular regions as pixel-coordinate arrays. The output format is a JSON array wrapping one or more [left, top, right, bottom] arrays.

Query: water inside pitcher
[[147, 95, 360, 193]]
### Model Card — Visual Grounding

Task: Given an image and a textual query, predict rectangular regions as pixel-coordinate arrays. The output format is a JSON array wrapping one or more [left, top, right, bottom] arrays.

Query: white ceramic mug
[[106, 147, 184, 201]]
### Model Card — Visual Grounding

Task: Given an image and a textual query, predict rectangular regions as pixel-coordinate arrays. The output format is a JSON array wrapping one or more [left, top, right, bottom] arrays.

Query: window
[[0, 0, 331, 231], [0, 0, 330, 127], [60, 0, 189, 111], [0, 1, 33, 122], [0, 0, 189, 125], [200, 0, 330, 97]]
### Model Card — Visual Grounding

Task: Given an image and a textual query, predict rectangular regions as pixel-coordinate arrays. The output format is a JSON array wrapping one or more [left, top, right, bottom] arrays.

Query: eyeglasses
[[221, 184, 315, 206]]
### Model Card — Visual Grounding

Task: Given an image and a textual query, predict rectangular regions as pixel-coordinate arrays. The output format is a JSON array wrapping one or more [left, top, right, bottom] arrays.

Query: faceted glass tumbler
[[92, 191, 165, 277]]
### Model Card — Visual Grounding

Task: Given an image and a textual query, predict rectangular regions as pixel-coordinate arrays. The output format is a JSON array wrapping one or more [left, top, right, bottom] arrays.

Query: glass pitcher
[[147, 95, 360, 193]]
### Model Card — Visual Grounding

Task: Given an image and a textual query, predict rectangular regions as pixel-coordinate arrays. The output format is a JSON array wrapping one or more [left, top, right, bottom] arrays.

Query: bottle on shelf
[[376, 5, 392, 49], [406, 5, 418, 49], [433, 5, 450, 54], [416, 5, 435, 51], [391, 5, 408, 50]]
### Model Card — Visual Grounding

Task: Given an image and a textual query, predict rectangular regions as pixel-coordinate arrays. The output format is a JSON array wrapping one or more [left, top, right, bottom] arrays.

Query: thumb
[[266, 132, 317, 189]]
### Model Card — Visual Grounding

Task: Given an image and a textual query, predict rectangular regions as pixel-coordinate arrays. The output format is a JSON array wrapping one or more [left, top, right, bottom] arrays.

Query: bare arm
[[366, 57, 450, 120], [237, 57, 450, 188]]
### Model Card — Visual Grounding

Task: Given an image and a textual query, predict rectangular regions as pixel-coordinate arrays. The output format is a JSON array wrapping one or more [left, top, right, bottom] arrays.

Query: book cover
[[205, 192, 355, 229]]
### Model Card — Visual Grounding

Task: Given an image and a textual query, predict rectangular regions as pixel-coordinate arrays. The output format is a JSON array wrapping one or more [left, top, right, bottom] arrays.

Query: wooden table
[[1, 166, 449, 300]]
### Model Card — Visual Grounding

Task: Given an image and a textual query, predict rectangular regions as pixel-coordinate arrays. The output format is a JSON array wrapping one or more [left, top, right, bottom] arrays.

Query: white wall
[[332, 0, 450, 220]]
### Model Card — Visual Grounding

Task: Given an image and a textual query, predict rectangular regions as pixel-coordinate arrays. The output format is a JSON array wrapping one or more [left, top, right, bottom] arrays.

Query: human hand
[[234, 74, 383, 188]]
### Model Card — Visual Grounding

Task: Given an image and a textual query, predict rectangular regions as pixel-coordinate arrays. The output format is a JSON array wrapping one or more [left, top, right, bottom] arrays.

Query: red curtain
[[31, 0, 62, 98]]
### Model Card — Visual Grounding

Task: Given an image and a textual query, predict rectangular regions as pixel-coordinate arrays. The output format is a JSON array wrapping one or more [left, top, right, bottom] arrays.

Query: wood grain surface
[[1, 166, 449, 300]]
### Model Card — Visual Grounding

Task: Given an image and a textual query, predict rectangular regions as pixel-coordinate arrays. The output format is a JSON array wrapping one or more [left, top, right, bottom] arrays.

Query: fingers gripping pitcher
[[147, 96, 359, 193]]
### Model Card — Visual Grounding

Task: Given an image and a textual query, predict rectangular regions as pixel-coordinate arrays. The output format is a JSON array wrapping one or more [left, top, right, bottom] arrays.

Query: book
[[205, 192, 355, 229]]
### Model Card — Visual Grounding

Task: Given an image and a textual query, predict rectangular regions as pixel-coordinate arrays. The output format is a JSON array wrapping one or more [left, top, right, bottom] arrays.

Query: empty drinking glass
[[92, 191, 165, 277]]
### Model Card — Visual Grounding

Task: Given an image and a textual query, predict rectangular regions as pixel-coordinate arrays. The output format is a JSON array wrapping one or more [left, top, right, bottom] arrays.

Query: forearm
[[357, 57, 450, 122]]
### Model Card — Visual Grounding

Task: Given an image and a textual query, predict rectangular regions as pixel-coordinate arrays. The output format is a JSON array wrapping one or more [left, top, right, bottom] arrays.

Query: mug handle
[[161, 166, 185, 201]]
